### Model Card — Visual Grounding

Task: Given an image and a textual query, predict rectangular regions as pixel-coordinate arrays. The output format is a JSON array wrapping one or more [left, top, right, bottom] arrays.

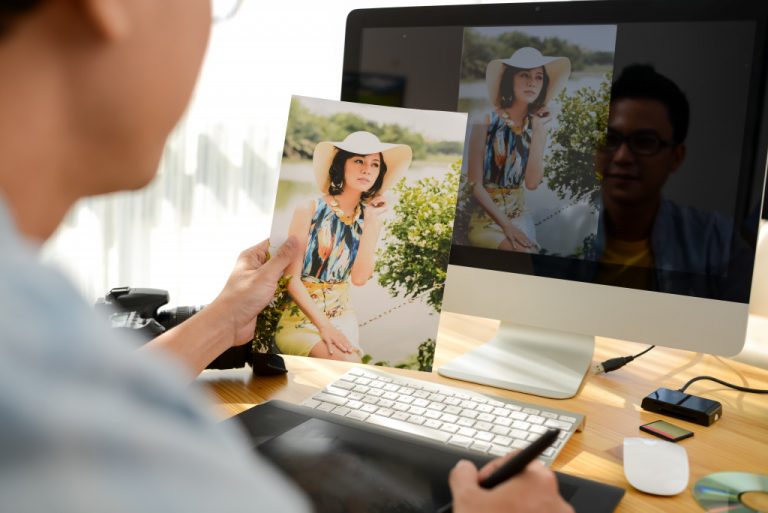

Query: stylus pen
[[435, 428, 561, 513]]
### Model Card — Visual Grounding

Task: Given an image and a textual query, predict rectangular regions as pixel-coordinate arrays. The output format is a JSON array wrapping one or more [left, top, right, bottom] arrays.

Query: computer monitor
[[341, 0, 768, 398]]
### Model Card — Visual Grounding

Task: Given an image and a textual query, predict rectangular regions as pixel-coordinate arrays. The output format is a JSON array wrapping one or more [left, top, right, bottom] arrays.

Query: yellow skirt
[[275, 281, 361, 357], [468, 186, 538, 249]]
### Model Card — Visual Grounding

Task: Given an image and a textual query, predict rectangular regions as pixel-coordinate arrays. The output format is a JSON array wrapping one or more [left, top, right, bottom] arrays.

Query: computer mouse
[[623, 437, 689, 495]]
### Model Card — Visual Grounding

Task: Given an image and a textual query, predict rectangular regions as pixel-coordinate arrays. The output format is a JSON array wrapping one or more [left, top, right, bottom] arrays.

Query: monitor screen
[[341, 0, 768, 398]]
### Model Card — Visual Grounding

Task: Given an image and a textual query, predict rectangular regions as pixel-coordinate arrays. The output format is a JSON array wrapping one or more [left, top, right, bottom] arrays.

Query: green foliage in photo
[[544, 73, 612, 206], [375, 163, 460, 312], [284, 98, 461, 162], [362, 338, 436, 372], [461, 29, 614, 81], [253, 275, 292, 354]]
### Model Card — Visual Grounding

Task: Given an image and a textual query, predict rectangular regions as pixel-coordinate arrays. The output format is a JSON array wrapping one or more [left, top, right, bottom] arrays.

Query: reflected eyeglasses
[[599, 129, 677, 156], [212, 0, 244, 23]]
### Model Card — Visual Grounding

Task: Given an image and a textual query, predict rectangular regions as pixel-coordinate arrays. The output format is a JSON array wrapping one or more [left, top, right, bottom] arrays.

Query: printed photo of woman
[[275, 131, 412, 362], [467, 47, 571, 252]]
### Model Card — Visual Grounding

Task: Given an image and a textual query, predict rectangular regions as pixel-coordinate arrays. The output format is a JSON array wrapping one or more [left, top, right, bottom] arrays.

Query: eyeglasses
[[599, 129, 677, 156], [212, 0, 244, 23]]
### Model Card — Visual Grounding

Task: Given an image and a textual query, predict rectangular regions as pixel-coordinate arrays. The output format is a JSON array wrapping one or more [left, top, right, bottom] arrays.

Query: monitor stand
[[437, 322, 594, 399]]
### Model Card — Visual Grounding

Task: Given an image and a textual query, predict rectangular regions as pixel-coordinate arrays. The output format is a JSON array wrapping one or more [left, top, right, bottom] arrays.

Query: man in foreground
[[0, 1, 572, 512]]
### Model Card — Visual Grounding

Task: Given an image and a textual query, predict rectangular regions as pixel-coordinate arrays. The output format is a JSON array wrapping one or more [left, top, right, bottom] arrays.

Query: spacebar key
[[365, 414, 451, 443]]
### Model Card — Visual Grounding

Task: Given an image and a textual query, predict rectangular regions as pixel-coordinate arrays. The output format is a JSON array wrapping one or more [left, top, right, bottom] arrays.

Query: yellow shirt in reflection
[[597, 236, 654, 289]]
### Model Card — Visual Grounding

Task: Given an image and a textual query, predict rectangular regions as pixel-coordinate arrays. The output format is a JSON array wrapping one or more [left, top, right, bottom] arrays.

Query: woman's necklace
[[329, 198, 360, 224], [499, 110, 525, 134]]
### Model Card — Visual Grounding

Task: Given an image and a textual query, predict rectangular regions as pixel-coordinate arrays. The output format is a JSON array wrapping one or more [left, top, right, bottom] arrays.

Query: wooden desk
[[198, 312, 768, 513]]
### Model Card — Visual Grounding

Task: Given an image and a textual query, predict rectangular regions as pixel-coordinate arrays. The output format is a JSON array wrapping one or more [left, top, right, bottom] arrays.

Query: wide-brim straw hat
[[486, 47, 571, 107], [313, 131, 412, 195]]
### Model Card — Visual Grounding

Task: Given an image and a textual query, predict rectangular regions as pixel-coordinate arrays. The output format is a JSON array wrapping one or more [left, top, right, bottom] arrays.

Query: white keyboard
[[302, 367, 584, 466]]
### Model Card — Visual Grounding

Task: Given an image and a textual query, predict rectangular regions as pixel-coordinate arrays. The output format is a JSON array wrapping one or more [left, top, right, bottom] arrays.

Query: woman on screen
[[466, 47, 571, 252], [275, 131, 412, 361]]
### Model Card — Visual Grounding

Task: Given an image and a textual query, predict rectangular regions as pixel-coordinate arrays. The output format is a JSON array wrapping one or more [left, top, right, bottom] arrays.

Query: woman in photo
[[275, 131, 412, 361], [467, 47, 571, 252]]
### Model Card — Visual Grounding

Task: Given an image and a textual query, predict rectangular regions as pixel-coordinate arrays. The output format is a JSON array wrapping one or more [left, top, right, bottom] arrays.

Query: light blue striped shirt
[[0, 195, 310, 513]]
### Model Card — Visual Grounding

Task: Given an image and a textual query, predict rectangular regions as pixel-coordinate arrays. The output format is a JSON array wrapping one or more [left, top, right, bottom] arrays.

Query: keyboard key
[[528, 415, 545, 425], [491, 425, 510, 436], [444, 405, 462, 415], [457, 418, 476, 428], [476, 431, 495, 442], [316, 402, 335, 412], [511, 439, 530, 449], [439, 424, 459, 434], [559, 415, 578, 423], [458, 427, 477, 437], [413, 390, 431, 399], [545, 419, 574, 431], [475, 421, 493, 432], [427, 402, 445, 412], [510, 429, 528, 440], [489, 445, 510, 457], [303, 399, 320, 409], [477, 413, 496, 423], [448, 435, 473, 449], [476, 404, 494, 414], [440, 413, 458, 423], [522, 407, 540, 415], [366, 414, 451, 443], [332, 406, 351, 416], [424, 419, 442, 430], [347, 410, 369, 421], [407, 415, 426, 425], [471, 441, 491, 453], [493, 435, 513, 446], [361, 404, 379, 414], [315, 393, 347, 406]]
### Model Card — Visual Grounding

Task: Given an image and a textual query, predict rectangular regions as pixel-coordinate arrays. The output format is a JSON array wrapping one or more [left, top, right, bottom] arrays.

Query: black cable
[[633, 345, 656, 359], [592, 345, 655, 374], [678, 375, 768, 394]]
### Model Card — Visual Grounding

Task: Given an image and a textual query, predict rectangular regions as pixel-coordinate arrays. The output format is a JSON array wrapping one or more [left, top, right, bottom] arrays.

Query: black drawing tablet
[[230, 400, 625, 513]]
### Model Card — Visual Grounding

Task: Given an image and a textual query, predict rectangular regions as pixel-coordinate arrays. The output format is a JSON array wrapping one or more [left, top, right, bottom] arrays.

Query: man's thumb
[[259, 237, 298, 278]]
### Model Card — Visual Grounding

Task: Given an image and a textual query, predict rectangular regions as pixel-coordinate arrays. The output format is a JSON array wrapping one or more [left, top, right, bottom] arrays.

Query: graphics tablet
[[229, 400, 624, 513]]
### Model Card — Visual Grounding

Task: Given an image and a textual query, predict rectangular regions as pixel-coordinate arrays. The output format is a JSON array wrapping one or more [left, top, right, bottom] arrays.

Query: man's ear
[[669, 143, 686, 174], [76, 0, 131, 41]]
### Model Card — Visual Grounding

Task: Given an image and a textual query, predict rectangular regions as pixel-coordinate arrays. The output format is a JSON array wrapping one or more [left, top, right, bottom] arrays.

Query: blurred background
[[41, 0, 529, 307]]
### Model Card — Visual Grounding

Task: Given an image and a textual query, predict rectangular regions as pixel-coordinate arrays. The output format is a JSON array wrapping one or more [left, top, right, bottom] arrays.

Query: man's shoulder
[[658, 199, 732, 238]]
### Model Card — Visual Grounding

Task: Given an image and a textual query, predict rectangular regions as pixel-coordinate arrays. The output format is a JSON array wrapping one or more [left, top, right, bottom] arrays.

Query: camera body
[[96, 287, 284, 373]]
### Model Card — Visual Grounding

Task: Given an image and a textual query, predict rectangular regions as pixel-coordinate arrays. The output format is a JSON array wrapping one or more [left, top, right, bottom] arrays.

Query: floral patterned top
[[483, 111, 533, 188], [301, 198, 364, 283]]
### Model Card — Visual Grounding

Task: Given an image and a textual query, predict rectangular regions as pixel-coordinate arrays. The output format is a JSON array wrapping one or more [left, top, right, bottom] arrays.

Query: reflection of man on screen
[[589, 65, 747, 297]]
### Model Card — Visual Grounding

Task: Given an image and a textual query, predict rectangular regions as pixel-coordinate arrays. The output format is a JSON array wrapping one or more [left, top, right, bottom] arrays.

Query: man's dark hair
[[328, 149, 388, 200], [611, 64, 690, 143], [0, 0, 43, 37]]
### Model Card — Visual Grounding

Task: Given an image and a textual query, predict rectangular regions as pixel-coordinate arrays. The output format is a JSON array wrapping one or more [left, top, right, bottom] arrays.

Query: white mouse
[[623, 437, 689, 495]]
